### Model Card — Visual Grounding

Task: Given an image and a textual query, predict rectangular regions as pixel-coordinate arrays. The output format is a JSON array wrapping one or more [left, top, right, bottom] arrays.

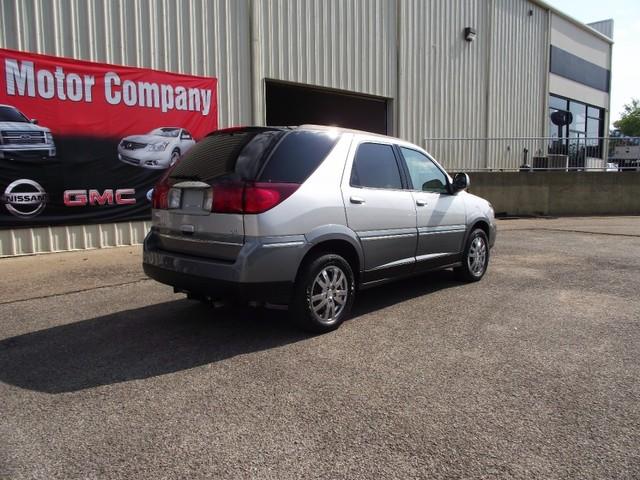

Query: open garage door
[[265, 81, 389, 135]]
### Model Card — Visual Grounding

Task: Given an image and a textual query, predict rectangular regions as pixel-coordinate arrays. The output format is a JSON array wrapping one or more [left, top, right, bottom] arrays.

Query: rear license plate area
[[182, 189, 205, 210]]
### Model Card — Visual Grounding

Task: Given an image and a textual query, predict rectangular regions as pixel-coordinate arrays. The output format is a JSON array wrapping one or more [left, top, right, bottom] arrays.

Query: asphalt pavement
[[1, 217, 639, 479]]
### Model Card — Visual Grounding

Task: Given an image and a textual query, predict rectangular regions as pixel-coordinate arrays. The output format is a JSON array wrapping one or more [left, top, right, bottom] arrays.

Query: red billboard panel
[[0, 48, 218, 228]]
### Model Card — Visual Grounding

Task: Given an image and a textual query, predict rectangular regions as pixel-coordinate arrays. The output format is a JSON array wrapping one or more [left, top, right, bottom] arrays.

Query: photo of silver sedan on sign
[[117, 127, 196, 169]]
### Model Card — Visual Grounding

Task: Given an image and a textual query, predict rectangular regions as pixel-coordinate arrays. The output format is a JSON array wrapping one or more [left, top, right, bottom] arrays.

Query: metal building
[[0, 0, 613, 256]]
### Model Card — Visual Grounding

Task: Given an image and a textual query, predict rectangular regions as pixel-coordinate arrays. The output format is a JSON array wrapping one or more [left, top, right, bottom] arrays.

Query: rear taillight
[[151, 179, 170, 209], [244, 183, 299, 214], [210, 182, 299, 214], [212, 182, 244, 213]]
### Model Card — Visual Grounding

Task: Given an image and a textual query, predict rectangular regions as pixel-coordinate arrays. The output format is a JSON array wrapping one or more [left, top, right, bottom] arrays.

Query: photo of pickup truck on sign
[[0, 48, 217, 228], [0, 104, 56, 162]]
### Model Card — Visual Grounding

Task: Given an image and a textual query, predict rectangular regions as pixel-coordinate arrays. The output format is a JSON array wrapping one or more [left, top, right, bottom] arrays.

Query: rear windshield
[[169, 128, 339, 184], [169, 129, 283, 182], [169, 130, 284, 182], [259, 130, 339, 183], [169, 131, 249, 181]]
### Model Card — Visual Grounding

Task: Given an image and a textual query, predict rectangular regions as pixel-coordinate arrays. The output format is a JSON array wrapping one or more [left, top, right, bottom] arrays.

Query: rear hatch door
[[153, 128, 285, 262]]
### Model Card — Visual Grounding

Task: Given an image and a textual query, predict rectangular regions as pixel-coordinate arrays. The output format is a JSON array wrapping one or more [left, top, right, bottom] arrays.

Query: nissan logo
[[1, 179, 48, 218]]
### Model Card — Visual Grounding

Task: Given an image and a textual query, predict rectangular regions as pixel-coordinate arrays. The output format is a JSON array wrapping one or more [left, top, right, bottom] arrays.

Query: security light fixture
[[464, 27, 476, 42]]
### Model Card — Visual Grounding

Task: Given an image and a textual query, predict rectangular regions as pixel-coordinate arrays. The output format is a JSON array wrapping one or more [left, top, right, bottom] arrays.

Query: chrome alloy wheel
[[467, 235, 488, 276], [309, 266, 349, 324]]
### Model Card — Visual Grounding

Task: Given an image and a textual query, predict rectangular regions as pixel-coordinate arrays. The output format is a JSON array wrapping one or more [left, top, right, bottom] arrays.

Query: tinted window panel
[[351, 143, 402, 189], [400, 147, 448, 193], [259, 131, 339, 183], [570, 101, 586, 131], [550, 46, 610, 92], [170, 130, 282, 182], [587, 106, 601, 118], [587, 118, 600, 137], [549, 95, 568, 110]]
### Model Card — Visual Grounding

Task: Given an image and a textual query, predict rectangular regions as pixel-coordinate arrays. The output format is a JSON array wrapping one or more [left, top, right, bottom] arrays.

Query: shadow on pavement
[[353, 269, 460, 317], [0, 270, 460, 393]]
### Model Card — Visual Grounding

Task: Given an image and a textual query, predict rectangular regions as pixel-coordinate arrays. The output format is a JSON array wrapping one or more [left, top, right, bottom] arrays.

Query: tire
[[290, 253, 356, 333], [169, 148, 180, 167], [454, 228, 490, 282]]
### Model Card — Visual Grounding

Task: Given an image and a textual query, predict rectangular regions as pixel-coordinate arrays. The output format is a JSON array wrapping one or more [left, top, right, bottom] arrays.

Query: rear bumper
[[143, 231, 307, 304], [143, 262, 292, 304]]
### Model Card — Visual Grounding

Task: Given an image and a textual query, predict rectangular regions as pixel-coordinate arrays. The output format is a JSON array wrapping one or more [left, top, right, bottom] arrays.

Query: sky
[[547, 0, 640, 127]]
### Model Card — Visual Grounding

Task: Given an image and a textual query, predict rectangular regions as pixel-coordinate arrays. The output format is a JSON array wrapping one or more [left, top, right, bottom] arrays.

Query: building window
[[548, 94, 604, 167]]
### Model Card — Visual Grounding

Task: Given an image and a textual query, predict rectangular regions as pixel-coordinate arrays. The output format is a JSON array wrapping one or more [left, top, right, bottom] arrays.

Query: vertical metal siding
[[251, 0, 397, 124], [399, 0, 548, 170], [398, 0, 490, 169], [0, 221, 152, 257], [586, 20, 613, 40], [486, 0, 547, 169], [0, 0, 252, 128], [0, 0, 252, 255]]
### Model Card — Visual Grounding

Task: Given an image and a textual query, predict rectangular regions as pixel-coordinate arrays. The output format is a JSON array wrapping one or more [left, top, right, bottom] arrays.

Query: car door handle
[[416, 199, 428, 206], [350, 196, 366, 204]]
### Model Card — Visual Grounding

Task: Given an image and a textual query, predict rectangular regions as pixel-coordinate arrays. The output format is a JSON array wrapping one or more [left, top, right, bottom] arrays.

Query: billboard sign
[[0, 48, 218, 228]]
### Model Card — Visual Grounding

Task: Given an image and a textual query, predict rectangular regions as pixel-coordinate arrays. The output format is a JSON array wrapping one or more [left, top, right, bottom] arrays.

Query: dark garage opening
[[265, 81, 389, 135]]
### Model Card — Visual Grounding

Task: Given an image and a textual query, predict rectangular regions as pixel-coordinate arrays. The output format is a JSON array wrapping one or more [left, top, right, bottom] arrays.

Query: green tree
[[614, 99, 640, 137]]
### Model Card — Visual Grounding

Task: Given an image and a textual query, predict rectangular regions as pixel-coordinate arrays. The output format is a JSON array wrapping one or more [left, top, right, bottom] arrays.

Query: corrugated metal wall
[[0, 0, 556, 255], [0, 221, 151, 257], [586, 20, 614, 40], [251, 0, 397, 124], [401, 0, 548, 170], [0, 0, 252, 127], [487, 0, 547, 139], [485, 0, 548, 169], [399, 0, 490, 168], [0, 0, 252, 256]]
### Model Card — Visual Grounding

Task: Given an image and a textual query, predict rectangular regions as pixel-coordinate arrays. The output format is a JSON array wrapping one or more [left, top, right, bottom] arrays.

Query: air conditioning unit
[[532, 154, 568, 171]]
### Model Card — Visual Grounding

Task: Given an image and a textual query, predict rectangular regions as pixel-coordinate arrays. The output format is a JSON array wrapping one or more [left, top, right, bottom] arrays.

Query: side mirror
[[452, 172, 470, 193], [31, 118, 38, 125]]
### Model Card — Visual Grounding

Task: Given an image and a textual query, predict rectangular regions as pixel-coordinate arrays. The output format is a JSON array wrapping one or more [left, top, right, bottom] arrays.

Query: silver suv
[[143, 125, 496, 332]]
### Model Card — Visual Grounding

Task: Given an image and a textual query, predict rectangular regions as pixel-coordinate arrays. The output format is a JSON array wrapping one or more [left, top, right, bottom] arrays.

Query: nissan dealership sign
[[0, 48, 218, 228]]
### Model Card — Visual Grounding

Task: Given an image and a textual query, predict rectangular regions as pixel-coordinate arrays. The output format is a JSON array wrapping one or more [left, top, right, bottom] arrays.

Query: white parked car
[[0, 104, 56, 161], [118, 127, 196, 169]]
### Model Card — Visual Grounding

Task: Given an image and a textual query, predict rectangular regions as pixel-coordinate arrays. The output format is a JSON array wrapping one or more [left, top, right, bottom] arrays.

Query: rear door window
[[259, 130, 339, 183], [350, 142, 403, 189]]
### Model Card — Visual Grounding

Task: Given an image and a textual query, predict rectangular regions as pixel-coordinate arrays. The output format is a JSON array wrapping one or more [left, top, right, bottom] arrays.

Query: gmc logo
[[64, 189, 136, 206]]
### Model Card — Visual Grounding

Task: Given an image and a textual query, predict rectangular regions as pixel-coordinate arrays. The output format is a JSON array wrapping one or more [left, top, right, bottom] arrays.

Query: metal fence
[[423, 136, 640, 172]]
